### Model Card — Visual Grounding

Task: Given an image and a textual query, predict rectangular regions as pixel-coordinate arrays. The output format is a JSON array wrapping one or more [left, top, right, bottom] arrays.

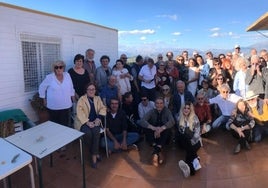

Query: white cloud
[[156, 14, 178, 21], [119, 29, 155, 35], [140, 36, 146, 40], [210, 27, 220, 32], [210, 32, 220, 37], [172, 32, 182, 36], [228, 32, 233, 36]]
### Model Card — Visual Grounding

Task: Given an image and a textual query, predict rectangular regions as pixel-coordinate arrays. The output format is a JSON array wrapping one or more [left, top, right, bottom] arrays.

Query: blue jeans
[[100, 132, 140, 152], [212, 115, 230, 130], [253, 124, 268, 142]]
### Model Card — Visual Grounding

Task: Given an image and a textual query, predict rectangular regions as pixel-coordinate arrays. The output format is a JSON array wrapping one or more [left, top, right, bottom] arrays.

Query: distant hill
[[120, 41, 267, 62]]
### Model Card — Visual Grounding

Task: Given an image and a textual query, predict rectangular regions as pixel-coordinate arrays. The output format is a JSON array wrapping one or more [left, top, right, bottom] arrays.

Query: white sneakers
[[178, 158, 201, 178], [178, 160, 190, 178], [192, 158, 202, 171]]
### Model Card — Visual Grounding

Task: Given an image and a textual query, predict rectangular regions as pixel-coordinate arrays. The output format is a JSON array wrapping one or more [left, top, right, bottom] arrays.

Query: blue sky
[[2, 0, 268, 54]]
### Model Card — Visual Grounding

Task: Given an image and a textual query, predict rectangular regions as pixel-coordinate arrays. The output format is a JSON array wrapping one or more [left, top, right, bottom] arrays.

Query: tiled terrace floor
[[2, 130, 268, 188]]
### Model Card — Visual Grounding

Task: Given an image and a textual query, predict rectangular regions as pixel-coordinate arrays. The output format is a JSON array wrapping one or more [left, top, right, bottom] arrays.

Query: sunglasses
[[55, 65, 64, 70]]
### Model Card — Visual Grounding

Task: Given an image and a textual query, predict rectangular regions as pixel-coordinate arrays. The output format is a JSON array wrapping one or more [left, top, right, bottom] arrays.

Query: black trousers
[[177, 132, 201, 175], [48, 108, 70, 127], [144, 128, 171, 147]]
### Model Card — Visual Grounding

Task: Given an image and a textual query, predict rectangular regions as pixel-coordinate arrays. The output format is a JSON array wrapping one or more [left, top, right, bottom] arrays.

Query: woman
[[215, 73, 227, 93], [187, 58, 199, 97], [177, 102, 202, 178], [112, 59, 133, 96], [95, 55, 112, 91], [39, 60, 75, 126], [221, 58, 236, 92], [68, 54, 90, 99], [75, 83, 107, 168], [226, 99, 255, 154], [155, 61, 170, 93]]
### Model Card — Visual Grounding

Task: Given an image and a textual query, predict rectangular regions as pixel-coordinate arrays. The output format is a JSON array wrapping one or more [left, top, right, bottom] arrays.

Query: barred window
[[21, 34, 61, 92]]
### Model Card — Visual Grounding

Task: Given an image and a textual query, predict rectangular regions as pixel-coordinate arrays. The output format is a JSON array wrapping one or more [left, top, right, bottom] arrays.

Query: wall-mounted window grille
[[21, 34, 61, 92]]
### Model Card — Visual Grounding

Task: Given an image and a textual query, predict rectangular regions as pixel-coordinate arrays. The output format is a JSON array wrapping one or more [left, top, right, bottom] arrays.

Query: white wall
[[0, 3, 118, 122]]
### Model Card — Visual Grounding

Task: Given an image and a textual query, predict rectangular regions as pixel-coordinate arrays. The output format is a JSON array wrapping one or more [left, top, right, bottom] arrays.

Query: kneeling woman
[[226, 99, 255, 154], [75, 83, 107, 168], [177, 102, 202, 178]]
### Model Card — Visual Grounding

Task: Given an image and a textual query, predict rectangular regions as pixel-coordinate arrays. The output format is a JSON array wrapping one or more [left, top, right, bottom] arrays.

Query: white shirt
[[39, 72, 75, 110], [139, 64, 156, 89], [138, 101, 155, 119], [233, 70, 248, 97], [209, 94, 241, 116]]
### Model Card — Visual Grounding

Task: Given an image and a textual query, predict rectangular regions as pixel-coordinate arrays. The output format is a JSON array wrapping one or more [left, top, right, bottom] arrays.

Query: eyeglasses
[[122, 57, 127, 60], [222, 90, 229, 94], [158, 57, 163, 59], [197, 98, 204, 100], [54, 65, 64, 69]]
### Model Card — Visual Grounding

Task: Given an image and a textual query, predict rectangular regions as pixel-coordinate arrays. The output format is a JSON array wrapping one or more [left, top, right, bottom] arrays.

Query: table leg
[[79, 138, 86, 188], [28, 164, 35, 188], [37, 159, 43, 188]]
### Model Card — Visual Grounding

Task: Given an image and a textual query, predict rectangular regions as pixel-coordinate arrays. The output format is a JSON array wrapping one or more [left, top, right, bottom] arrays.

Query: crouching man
[[139, 97, 175, 167], [101, 98, 139, 154]]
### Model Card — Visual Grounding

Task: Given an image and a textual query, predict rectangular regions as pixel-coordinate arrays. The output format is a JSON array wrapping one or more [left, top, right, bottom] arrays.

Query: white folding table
[[5, 121, 85, 188], [0, 138, 35, 188]]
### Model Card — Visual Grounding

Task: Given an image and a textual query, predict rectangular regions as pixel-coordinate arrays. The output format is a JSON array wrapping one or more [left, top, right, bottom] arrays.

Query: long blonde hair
[[178, 102, 196, 131]]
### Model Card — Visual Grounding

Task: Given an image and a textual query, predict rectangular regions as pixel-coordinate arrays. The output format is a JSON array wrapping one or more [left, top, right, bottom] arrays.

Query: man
[[245, 55, 264, 99], [155, 53, 164, 68], [140, 97, 175, 167], [232, 44, 244, 57], [138, 95, 155, 120], [101, 98, 140, 153], [84, 48, 96, 83], [194, 92, 212, 135], [131, 55, 144, 105], [173, 80, 195, 118], [138, 57, 157, 101], [245, 90, 268, 142], [181, 50, 189, 66], [100, 75, 121, 108], [120, 53, 131, 73], [209, 84, 241, 130]]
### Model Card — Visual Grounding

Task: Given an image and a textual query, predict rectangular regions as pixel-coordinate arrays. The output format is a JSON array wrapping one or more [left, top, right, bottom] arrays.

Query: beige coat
[[74, 95, 107, 130]]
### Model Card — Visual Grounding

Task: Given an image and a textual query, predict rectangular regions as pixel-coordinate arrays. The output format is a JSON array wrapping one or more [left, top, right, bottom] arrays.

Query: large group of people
[[38, 46, 268, 178]]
